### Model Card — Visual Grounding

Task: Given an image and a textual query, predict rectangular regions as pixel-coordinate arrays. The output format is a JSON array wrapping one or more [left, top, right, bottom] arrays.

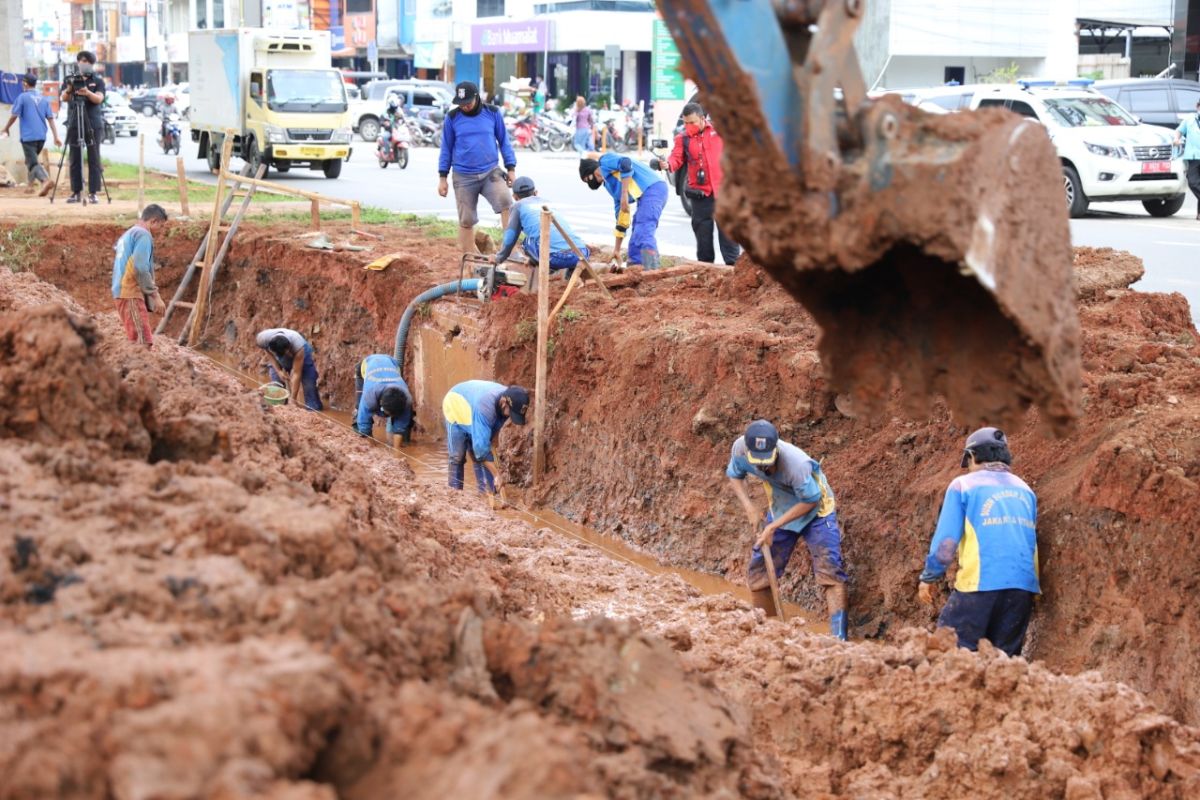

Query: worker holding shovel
[[442, 380, 530, 506], [726, 420, 849, 640]]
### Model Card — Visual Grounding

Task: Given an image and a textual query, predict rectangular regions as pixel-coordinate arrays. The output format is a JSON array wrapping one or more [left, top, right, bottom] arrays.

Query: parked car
[[129, 88, 170, 116], [1094, 78, 1200, 129], [351, 81, 451, 141], [970, 80, 1186, 218], [104, 93, 140, 137]]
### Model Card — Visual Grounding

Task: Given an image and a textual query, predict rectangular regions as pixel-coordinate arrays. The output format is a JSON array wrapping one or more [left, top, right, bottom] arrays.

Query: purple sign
[[470, 20, 551, 53]]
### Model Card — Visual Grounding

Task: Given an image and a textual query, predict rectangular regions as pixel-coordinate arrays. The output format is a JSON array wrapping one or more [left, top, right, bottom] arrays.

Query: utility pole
[[0, 0, 27, 69]]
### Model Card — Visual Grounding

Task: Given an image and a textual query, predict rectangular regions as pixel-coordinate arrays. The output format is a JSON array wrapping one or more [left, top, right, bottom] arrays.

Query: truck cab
[[189, 29, 353, 179]]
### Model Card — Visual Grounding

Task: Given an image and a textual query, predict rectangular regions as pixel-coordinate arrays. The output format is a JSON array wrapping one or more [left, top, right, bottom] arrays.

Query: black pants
[[20, 140, 47, 182], [937, 588, 1035, 657], [66, 119, 101, 194], [1186, 160, 1200, 206], [689, 193, 741, 265]]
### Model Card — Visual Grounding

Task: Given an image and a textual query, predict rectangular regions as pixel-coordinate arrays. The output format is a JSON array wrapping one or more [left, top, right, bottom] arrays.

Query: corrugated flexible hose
[[393, 279, 482, 378]]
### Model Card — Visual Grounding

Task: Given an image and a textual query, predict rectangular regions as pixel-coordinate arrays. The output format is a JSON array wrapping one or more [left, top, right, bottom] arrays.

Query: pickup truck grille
[[1132, 145, 1172, 161], [287, 128, 332, 142]]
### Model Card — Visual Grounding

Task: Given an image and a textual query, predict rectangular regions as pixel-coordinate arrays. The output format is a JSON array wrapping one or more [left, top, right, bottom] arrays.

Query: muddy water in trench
[[201, 349, 819, 628]]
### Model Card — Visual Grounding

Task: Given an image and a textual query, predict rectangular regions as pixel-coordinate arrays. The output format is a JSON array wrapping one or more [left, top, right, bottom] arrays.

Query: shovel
[[758, 529, 787, 624]]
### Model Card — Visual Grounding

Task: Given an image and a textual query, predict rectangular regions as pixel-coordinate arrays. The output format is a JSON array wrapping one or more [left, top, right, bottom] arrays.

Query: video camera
[[65, 64, 91, 91]]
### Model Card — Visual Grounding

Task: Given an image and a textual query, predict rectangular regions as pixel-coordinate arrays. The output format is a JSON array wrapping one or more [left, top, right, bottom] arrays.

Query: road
[[105, 118, 1200, 326]]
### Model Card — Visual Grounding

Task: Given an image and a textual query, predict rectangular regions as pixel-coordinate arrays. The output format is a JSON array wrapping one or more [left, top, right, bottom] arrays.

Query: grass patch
[[0, 223, 48, 272], [559, 307, 585, 323], [514, 317, 537, 344]]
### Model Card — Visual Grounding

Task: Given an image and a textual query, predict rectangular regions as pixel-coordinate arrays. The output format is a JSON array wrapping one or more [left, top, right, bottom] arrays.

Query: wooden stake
[[136, 134, 145, 215], [760, 534, 788, 623], [351, 201, 361, 230], [175, 156, 189, 216], [549, 215, 615, 305], [187, 133, 234, 347], [310, 198, 321, 230], [533, 207, 552, 484]]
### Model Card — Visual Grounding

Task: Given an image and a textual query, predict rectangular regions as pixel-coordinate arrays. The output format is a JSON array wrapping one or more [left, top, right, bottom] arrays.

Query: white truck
[[188, 28, 353, 179]]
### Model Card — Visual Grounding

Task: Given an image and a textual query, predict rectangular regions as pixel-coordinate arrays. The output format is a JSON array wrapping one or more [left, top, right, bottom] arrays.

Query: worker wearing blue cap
[[442, 380, 530, 498], [726, 419, 848, 640], [918, 427, 1039, 657], [493, 176, 590, 281]]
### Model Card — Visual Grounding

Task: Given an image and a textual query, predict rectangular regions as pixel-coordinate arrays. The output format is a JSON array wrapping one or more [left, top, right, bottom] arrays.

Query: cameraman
[[652, 102, 740, 265], [59, 50, 105, 203]]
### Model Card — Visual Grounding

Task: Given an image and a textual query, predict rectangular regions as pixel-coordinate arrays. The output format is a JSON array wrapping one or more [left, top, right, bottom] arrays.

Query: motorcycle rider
[[158, 94, 177, 153], [378, 94, 409, 165]]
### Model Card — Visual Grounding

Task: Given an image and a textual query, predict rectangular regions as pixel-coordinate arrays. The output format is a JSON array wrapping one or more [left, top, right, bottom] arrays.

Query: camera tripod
[[48, 91, 111, 205]]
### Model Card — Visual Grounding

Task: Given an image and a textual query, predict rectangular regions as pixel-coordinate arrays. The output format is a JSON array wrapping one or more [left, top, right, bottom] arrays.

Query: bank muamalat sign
[[469, 20, 552, 53]]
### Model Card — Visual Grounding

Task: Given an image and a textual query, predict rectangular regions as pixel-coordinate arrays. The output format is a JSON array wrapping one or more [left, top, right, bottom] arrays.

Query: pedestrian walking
[[579, 152, 668, 269], [652, 102, 740, 264], [438, 81, 517, 256], [442, 380, 530, 502], [726, 420, 849, 640], [494, 176, 589, 284], [572, 96, 594, 153], [2, 74, 61, 196], [354, 354, 414, 442], [255, 328, 323, 411], [918, 428, 1039, 657], [1174, 99, 1200, 220], [110, 204, 168, 347]]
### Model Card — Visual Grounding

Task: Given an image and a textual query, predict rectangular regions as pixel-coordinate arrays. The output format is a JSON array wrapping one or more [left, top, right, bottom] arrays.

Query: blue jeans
[[267, 343, 323, 411], [938, 588, 1034, 657], [747, 511, 847, 591], [628, 181, 667, 267], [446, 423, 496, 493], [522, 240, 589, 279], [573, 128, 592, 152]]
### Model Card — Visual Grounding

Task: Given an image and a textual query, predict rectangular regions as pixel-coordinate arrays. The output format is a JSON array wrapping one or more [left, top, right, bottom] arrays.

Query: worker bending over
[[255, 327, 323, 411], [354, 354, 414, 443], [918, 428, 1039, 657], [727, 420, 849, 640], [442, 380, 530, 496], [494, 176, 589, 284], [579, 152, 667, 270]]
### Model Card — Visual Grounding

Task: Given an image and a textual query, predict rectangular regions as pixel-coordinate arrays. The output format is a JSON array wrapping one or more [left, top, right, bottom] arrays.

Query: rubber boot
[[751, 588, 777, 618], [641, 247, 661, 270], [830, 610, 848, 641]]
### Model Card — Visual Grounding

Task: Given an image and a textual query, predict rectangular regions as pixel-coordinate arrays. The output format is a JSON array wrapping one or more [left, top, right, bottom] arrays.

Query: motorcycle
[[535, 113, 570, 152], [376, 117, 411, 169], [599, 118, 628, 152], [508, 114, 538, 150], [158, 113, 181, 155], [406, 114, 441, 147], [102, 108, 116, 145]]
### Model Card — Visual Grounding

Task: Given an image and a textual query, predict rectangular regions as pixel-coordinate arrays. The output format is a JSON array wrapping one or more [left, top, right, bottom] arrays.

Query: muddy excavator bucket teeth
[[659, 0, 1080, 433]]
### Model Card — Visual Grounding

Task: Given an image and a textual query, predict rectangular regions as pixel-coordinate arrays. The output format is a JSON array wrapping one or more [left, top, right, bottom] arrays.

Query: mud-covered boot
[[751, 588, 777, 618], [830, 610, 848, 641], [640, 248, 661, 270]]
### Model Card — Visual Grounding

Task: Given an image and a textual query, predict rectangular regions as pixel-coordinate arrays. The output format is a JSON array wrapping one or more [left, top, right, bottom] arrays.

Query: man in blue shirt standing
[[494, 176, 590, 282], [442, 380, 530, 502], [353, 354, 414, 443], [2, 74, 61, 196], [579, 151, 667, 270], [1174, 98, 1200, 220], [726, 420, 849, 640], [438, 81, 517, 256], [918, 427, 1040, 657]]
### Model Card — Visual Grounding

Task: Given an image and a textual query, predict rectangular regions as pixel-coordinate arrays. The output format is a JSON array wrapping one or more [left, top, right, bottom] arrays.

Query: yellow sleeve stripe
[[442, 391, 473, 426], [954, 519, 981, 592]]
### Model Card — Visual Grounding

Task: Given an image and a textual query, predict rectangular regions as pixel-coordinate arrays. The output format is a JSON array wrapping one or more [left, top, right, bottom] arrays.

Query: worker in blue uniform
[[442, 380, 530, 498], [579, 151, 667, 270], [918, 427, 1040, 657], [494, 176, 590, 282], [726, 419, 849, 640], [353, 354, 414, 443]]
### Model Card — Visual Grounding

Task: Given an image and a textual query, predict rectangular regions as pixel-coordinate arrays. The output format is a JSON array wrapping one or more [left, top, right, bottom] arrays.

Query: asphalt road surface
[[104, 118, 1200, 326]]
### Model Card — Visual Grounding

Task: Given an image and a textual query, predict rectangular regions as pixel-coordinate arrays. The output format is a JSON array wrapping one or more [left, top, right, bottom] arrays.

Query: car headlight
[[264, 124, 287, 144], [1084, 142, 1128, 159], [331, 127, 353, 144]]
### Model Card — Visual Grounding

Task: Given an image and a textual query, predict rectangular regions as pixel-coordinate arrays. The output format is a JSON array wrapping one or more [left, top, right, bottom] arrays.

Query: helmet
[[387, 94, 401, 111], [163, 94, 175, 105]]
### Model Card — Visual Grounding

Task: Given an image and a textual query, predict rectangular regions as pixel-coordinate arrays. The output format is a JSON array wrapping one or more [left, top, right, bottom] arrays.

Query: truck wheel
[[322, 159, 343, 179], [1143, 195, 1186, 217], [1062, 165, 1089, 218], [359, 117, 380, 142], [243, 137, 268, 178], [206, 139, 222, 173], [273, 162, 290, 173]]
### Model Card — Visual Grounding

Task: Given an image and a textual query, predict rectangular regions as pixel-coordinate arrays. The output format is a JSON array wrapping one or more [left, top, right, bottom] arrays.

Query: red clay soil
[[482, 245, 1200, 725], [4, 266, 1200, 799]]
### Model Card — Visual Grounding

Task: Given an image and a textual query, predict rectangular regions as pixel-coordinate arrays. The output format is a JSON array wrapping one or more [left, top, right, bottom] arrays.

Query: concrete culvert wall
[[4, 217, 1200, 796]]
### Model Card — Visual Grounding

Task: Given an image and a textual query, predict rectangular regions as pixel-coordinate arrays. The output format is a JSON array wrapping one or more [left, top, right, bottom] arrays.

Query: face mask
[[585, 175, 602, 190], [684, 122, 702, 136], [79, 62, 94, 75]]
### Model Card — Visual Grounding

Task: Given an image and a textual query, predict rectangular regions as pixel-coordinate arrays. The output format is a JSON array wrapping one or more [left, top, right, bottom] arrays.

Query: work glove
[[614, 209, 631, 238]]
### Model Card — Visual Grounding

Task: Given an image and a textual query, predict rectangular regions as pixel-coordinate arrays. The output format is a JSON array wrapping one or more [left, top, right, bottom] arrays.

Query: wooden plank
[[310, 198, 320, 230], [217, 170, 357, 208], [351, 201, 361, 230], [187, 133, 235, 347], [175, 156, 189, 216], [549, 214, 615, 303], [533, 207, 551, 485], [136, 134, 145, 215]]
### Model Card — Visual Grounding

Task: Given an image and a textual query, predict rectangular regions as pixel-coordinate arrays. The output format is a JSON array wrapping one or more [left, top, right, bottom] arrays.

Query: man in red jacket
[[652, 102, 741, 265]]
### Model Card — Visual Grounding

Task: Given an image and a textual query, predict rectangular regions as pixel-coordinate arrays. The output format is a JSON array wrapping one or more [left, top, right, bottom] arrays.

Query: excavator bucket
[[659, 0, 1080, 433]]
